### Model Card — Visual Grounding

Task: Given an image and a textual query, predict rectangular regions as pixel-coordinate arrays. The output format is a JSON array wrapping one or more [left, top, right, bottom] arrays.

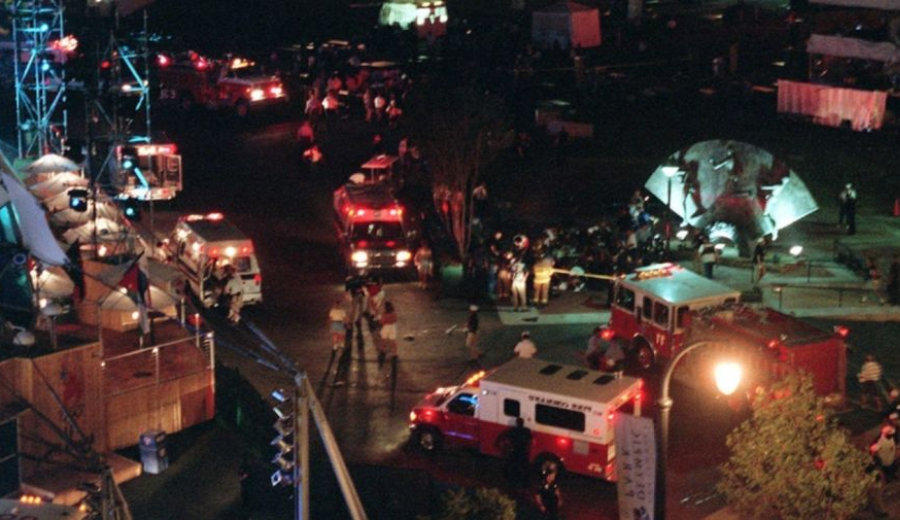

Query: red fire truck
[[408, 358, 644, 480], [158, 53, 286, 117], [333, 176, 412, 272], [607, 263, 847, 396]]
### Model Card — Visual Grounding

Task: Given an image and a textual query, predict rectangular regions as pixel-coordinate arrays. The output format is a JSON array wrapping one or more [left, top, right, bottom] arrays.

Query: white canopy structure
[[24, 153, 81, 175], [532, 1, 601, 50], [62, 218, 127, 244], [28, 172, 89, 199], [50, 201, 123, 227], [0, 172, 68, 265]]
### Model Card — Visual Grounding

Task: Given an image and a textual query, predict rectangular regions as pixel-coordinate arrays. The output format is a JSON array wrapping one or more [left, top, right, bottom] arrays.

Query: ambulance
[[164, 212, 263, 306], [333, 177, 412, 272], [408, 358, 643, 480]]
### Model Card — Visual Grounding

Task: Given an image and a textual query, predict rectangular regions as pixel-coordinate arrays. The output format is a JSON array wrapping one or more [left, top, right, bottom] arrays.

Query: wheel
[[633, 339, 655, 371], [235, 100, 250, 118], [413, 426, 442, 452]]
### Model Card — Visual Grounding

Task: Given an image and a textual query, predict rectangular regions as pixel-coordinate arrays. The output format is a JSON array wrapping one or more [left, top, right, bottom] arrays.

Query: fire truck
[[157, 53, 286, 117], [333, 175, 412, 272], [607, 263, 847, 396], [115, 142, 182, 201], [163, 212, 263, 307], [408, 358, 644, 480]]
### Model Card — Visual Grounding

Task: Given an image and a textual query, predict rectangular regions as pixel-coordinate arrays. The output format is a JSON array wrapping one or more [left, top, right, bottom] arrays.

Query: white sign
[[615, 414, 656, 520]]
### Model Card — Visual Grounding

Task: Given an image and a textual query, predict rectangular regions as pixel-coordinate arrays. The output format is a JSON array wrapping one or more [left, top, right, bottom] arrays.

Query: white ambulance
[[408, 358, 643, 480], [164, 212, 263, 306]]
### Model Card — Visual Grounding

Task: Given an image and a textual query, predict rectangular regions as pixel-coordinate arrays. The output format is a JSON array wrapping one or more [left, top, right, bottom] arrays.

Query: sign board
[[615, 414, 656, 520]]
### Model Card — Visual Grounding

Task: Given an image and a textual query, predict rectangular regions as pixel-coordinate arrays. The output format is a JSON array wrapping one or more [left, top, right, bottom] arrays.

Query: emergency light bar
[[231, 57, 254, 69], [463, 370, 487, 387], [135, 143, 177, 156]]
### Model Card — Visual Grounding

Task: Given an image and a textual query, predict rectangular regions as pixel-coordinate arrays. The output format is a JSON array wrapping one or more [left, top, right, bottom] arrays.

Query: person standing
[[514, 332, 537, 359], [328, 299, 347, 351], [465, 305, 482, 363], [871, 425, 898, 480], [346, 276, 367, 350], [585, 327, 611, 370], [697, 236, 718, 279], [860, 354, 885, 411], [414, 242, 434, 289], [223, 265, 243, 323], [865, 257, 887, 305], [511, 260, 529, 312], [752, 237, 767, 286], [498, 417, 532, 489], [888, 254, 900, 306], [379, 301, 398, 367], [839, 183, 858, 235], [535, 465, 563, 519], [532, 255, 554, 308]]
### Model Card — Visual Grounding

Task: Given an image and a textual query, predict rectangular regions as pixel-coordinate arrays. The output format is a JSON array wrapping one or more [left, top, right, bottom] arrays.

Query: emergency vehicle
[[163, 213, 263, 306], [157, 53, 286, 117], [333, 176, 412, 272], [408, 358, 643, 480], [115, 142, 182, 201], [607, 263, 847, 396]]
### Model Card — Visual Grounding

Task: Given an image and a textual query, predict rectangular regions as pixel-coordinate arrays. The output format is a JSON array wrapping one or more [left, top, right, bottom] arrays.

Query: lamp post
[[656, 342, 742, 520], [661, 162, 681, 253]]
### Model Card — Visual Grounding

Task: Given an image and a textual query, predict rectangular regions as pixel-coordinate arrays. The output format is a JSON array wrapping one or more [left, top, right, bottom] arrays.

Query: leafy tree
[[419, 488, 516, 520], [407, 85, 510, 261], [717, 373, 874, 520]]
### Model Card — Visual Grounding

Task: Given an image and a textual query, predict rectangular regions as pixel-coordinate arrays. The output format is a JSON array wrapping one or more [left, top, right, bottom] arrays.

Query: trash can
[[139, 430, 168, 474]]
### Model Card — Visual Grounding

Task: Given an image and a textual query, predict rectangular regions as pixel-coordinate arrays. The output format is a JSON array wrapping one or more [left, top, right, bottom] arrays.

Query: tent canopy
[[532, 1, 601, 50]]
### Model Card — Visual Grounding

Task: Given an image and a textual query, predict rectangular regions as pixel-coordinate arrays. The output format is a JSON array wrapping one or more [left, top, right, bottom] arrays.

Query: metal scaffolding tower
[[11, 0, 69, 158]]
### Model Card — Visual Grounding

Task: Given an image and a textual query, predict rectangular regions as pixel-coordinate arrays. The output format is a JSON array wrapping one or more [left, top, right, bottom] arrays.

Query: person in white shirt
[[513, 332, 537, 359]]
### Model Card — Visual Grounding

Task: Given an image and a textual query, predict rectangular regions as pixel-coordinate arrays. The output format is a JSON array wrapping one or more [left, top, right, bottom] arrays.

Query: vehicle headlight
[[396, 250, 411, 262], [250, 88, 264, 101], [409, 411, 417, 422], [351, 250, 368, 264]]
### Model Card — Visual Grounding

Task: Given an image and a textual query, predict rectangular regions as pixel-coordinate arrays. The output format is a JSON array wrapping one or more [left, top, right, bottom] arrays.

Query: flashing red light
[[634, 390, 642, 403], [157, 54, 170, 67], [356, 209, 366, 216], [357, 240, 369, 248], [423, 409, 434, 420], [767, 339, 779, 349], [254, 273, 262, 285], [834, 325, 850, 338], [100, 59, 111, 70], [386, 240, 396, 247], [607, 410, 616, 423], [241, 245, 253, 254], [601, 329, 614, 341], [195, 58, 209, 70], [555, 437, 571, 449], [206, 212, 224, 221], [209, 247, 220, 257]]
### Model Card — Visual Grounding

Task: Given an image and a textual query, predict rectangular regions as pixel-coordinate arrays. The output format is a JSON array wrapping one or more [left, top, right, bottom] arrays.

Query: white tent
[[62, 218, 127, 244], [532, 1, 601, 50], [50, 201, 123, 227], [0, 172, 68, 265], [25, 153, 81, 175], [28, 172, 89, 199]]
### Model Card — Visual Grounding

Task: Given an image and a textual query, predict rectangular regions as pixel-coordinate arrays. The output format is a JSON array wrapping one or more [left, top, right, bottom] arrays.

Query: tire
[[413, 426, 442, 452], [235, 100, 250, 118], [633, 339, 655, 371]]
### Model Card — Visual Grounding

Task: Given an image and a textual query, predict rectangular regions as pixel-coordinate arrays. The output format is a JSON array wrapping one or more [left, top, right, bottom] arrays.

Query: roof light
[[206, 212, 224, 221], [157, 54, 170, 67], [225, 246, 236, 257], [464, 370, 487, 387], [555, 437, 571, 449], [833, 325, 850, 338], [271, 85, 284, 97], [209, 247, 220, 257]]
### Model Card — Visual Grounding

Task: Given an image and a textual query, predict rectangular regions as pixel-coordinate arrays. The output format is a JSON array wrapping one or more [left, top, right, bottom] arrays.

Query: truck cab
[[409, 358, 643, 480], [608, 263, 739, 370], [333, 176, 413, 273]]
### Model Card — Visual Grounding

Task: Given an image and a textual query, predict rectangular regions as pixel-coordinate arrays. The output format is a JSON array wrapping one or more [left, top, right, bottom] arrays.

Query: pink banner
[[777, 80, 887, 131]]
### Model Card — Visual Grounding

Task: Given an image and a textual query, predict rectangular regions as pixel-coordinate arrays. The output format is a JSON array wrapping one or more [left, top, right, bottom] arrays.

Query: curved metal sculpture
[[644, 140, 818, 254]]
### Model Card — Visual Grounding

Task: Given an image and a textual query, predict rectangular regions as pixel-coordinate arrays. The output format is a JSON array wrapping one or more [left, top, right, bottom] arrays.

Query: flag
[[118, 253, 151, 335], [64, 240, 85, 303]]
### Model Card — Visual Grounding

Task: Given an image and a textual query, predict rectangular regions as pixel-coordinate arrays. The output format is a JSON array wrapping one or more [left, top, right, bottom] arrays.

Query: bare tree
[[408, 86, 510, 261]]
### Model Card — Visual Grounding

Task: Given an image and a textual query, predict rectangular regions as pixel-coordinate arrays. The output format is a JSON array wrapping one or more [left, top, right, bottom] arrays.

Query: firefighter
[[532, 255, 554, 308], [511, 259, 529, 312], [223, 265, 243, 323]]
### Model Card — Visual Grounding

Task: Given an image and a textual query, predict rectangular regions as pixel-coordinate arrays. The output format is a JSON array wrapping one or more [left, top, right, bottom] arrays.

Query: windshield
[[229, 65, 265, 79], [351, 221, 404, 242]]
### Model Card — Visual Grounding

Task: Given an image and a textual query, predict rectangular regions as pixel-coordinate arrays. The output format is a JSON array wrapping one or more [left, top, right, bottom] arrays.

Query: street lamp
[[661, 159, 682, 253], [656, 342, 742, 520]]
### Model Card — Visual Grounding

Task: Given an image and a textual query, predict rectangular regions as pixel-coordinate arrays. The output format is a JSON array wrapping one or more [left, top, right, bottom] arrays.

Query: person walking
[[378, 301, 398, 367], [465, 305, 482, 364], [511, 260, 529, 312], [585, 327, 611, 370], [535, 465, 563, 519], [414, 242, 434, 289], [752, 237, 767, 286], [697, 236, 719, 279], [532, 255, 554, 308], [514, 331, 537, 359], [498, 417, 532, 489], [888, 254, 900, 306], [860, 354, 885, 411], [839, 183, 858, 232], [346, 276, 367, 350], [328, 299, 347, 351]]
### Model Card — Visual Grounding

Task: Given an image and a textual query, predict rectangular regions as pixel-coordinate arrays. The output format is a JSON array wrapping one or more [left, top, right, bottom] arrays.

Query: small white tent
[[532, 1, 601, 50]]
